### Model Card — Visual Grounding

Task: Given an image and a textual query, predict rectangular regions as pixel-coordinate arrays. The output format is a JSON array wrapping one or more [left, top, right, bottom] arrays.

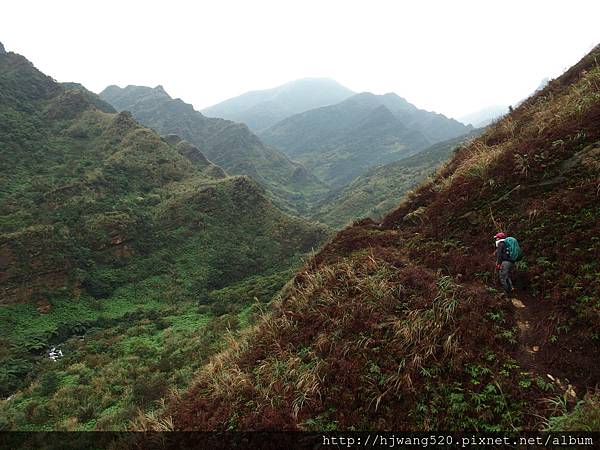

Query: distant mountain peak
[[260, 90, 469, 187], [173, 44, 600, 432], [202, 78, 354, 132], [0, 41, 6, 54], [99, 84, 328, 212], [458, 105, 508, 127], [535, 77, 550, 93], [353, 91, 376, 98]]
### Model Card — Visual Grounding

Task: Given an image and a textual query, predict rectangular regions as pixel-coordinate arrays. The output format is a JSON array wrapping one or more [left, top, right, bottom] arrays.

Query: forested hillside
[[260, 92, 471, 187], [100, 85, 327, 215], [0, 44, 329, 430], [171, 45, 600, 431], [3, 32, 598, 435], [311, 130, 483, 227]]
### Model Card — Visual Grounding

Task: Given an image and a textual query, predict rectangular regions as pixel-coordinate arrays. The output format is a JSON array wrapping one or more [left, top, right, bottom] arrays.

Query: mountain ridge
[[0, 46, 330, 306], [458, 105, 508, 127], [201, 78, 355, 132], [170, 44, 600, 431], [260, 91, 471, 187], [0, 43, 331, 426], [99, 84, 328, 214], [311, 129, 483, 227]]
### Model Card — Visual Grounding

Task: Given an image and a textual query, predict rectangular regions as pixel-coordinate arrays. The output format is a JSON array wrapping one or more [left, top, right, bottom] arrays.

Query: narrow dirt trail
[[511, 293, 547, 374], [510, 291, 578, 399]]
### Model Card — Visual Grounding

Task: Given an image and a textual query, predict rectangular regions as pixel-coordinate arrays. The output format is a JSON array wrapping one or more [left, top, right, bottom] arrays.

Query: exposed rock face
[[1, 47, 332, 308], [0, 42, 6, 54], [0, 227, 74, 305]]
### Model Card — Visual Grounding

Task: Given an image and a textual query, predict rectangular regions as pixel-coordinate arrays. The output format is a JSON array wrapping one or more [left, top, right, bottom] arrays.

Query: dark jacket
[[496, 239, 511, 264]]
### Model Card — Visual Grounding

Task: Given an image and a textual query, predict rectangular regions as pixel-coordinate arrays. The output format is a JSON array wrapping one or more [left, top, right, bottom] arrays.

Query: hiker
[[494, 232, 522, 296]]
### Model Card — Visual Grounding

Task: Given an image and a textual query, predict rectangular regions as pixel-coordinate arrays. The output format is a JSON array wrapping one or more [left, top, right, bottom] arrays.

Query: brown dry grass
[[169, 44, 600, 431]]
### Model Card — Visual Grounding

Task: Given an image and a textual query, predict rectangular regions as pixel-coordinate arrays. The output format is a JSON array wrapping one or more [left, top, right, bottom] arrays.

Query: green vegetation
[[545, 391, 600, 431], [99, 86, 475, 227], [99, 85, 328, 215], [0, 46, 329, 429], [311, 131, 482, 227], [3, 39, 600, 432], [201, 269, 295, 315], [0, 299, 255, 430], [170, 45, 600, 430], [260, 92, 472, 187]]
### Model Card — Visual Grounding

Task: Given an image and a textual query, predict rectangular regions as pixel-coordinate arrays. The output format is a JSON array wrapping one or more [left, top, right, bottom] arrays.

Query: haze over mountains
[[100, 82, 475, 219], [173, 44, 600, 432], [310, 129, 483, 227], [99, 84, 327, 214], [3, 31, 599, 435], [201, 78, 354, 133], [260, 92, 472, 187], [0, 42, 329, 427], [458, 105, 508, 127], [457, 78, 552, 128]]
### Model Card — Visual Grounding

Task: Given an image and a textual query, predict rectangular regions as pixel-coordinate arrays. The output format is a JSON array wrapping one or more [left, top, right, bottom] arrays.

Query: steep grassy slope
[[260, 92, 471, 187], [170, 45, 600, 431], [61, 82, 117, 114], [201, 78, 354, 133], [99, 85, 327, 215], [311, 130, 483, 227], [0, 44, 330, 429]]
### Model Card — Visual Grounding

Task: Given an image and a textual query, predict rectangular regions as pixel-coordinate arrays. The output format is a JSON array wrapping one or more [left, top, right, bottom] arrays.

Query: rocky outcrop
[[0, 226, 74, 305]]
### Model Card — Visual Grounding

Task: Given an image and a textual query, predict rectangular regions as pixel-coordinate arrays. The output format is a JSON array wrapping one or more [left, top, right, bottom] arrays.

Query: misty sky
[[2, 0, 598, 119]]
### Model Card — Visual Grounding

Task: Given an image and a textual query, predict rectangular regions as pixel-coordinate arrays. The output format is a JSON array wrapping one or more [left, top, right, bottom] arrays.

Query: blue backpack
[[504, 237, 523, 262]]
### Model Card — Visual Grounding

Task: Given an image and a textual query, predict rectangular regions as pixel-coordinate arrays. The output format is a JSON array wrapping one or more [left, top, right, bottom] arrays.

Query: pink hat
[[494, 232, 507, 239]]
